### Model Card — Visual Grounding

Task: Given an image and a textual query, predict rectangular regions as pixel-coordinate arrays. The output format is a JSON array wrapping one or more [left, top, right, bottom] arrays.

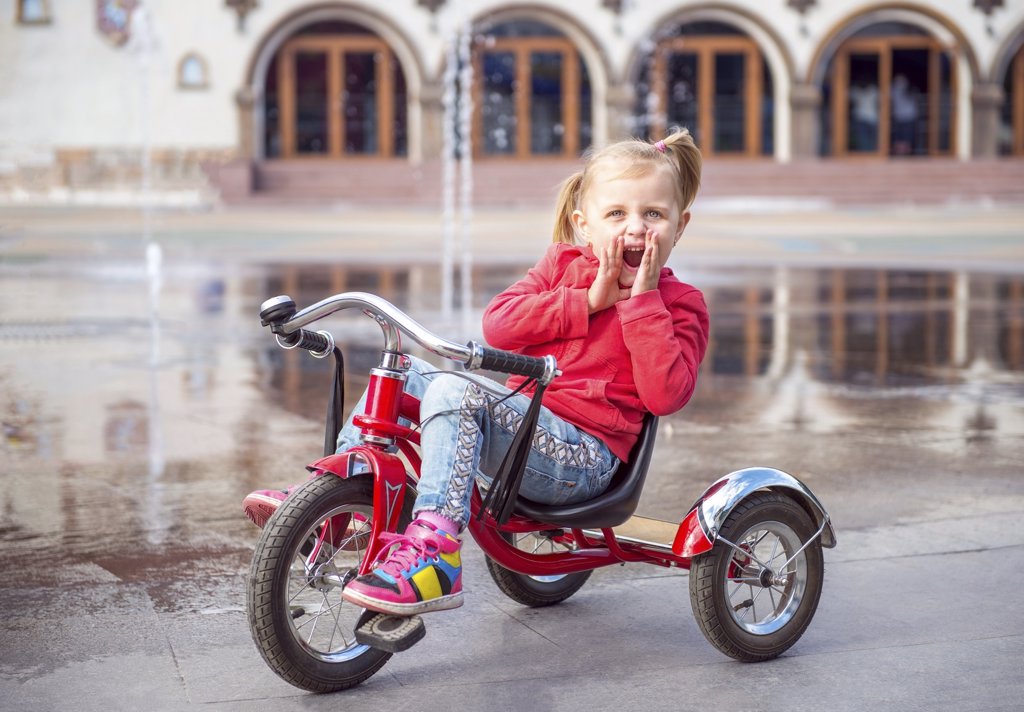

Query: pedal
[[355, 613, 426, 653]]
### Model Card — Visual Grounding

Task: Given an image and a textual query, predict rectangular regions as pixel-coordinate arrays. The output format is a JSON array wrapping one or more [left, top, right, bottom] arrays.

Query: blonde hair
[[553, 128, 702, 245]]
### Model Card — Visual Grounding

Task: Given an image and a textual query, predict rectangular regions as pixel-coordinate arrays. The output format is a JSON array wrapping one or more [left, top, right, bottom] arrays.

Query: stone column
[[210, 87, 256, 201], [605, 81, 636, 145], [971, 82, 1004, 158], [418, 79, 444, 161], [234, 87, 256, 160], [790, 82, 822, 158]]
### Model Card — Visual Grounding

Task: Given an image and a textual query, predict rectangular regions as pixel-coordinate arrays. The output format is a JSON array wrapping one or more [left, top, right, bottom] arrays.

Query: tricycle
[[246, 291, 836, 692]]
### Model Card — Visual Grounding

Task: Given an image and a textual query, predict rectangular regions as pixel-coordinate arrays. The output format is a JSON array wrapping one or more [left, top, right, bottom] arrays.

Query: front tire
[[246, 475, 413, 692], [689, 492, 824, 662], [484, 530, 592, 607]]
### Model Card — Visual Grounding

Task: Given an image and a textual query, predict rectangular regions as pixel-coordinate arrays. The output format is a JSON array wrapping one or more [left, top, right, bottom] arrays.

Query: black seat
[[512, 415, 659, 529]]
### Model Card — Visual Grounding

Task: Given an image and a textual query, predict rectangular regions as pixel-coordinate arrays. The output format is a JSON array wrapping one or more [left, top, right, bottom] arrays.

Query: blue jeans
[[336, 356, 620, 530]]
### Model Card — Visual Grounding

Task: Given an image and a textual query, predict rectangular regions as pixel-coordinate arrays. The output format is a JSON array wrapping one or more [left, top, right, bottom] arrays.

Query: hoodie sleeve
[[482, 245, 590, 350], [615, 286, 709, 416]]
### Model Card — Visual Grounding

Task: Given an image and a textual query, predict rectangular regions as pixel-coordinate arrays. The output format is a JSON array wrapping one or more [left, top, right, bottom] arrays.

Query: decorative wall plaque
[[417, 0, 445, 13], [225, 0, 257, 32]]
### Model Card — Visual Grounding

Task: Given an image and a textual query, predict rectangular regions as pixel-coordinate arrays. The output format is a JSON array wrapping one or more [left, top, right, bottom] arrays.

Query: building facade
[[1, 0, 1023, 198]]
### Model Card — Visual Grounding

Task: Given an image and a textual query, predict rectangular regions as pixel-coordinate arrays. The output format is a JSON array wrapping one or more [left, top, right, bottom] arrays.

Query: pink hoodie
[[482, 242, 709, 462]]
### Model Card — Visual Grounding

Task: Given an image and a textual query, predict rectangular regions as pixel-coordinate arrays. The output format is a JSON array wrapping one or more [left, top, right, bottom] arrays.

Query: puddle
[[1, 255, 1023, 578]]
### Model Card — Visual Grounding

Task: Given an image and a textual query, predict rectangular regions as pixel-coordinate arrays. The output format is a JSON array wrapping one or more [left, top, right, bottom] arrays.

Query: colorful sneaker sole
[[342, 587, 464, 616]]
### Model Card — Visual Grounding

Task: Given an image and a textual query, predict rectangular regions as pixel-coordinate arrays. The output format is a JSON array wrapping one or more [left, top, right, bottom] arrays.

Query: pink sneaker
[[341, 519, 463, 616], [242, 487, 295, 528], [242, 484, 369, 552]]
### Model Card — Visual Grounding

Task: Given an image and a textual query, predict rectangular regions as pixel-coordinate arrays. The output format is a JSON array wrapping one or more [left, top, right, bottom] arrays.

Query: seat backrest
[[512, 415, 659, 529]]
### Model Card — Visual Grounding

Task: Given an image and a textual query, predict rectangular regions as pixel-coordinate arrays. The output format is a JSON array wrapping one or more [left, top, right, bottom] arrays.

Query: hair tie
[[655, 140, 667, 153]]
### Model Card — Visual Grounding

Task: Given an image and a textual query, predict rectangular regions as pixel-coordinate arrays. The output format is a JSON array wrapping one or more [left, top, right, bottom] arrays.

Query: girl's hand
[[588, 235, 630, 314], [630, 230, 661, 298]]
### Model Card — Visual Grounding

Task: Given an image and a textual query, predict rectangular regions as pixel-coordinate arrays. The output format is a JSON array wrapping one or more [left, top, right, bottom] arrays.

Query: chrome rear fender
[[673, 467, 836, 558]]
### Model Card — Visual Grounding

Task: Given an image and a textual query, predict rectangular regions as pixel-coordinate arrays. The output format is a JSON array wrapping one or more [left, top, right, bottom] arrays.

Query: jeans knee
[[420, 374, 473, 419]]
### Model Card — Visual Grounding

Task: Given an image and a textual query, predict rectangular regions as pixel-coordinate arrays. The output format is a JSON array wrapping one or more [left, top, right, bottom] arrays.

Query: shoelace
[[372, 527, 441, 577]]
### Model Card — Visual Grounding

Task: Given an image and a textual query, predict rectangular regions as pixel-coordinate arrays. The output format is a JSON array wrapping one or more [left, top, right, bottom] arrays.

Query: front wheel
[[246, 475, 413, 692], [689, 492, 824, 662]]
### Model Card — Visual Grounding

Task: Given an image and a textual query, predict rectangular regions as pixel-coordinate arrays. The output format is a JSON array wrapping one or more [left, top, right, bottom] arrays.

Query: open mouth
[[622, 248, 645, 269]]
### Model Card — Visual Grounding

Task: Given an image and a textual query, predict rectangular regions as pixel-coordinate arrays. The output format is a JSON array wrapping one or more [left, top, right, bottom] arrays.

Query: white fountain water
[[439, 18, 475, 340], [440, 28, 458, 326], [457, 19, 474, 340], [127, 3, 166, 546], [131, 3, 164, 482]]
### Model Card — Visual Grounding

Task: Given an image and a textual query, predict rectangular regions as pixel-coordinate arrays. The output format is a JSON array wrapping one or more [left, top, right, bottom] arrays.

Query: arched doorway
[[821, 22, 956, 158], [640, 21, 775, 158], [263, 20, 408, 159], [999, 42, 1024, 156], [472, 19, 592, 159]]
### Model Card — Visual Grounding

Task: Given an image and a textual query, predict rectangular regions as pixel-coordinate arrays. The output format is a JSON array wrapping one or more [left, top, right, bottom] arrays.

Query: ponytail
[[659, 127, 703, 211], [552, 171, 583, 244]]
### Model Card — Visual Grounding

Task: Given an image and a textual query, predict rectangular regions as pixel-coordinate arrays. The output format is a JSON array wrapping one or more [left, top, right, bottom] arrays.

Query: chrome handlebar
[[264, 292, 473, 363], [259, 292, 558, 384]]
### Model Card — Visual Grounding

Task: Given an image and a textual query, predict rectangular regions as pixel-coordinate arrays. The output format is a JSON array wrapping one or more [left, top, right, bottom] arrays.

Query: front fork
[[306, 445, 416, 575], [305, 357, 423, 576]]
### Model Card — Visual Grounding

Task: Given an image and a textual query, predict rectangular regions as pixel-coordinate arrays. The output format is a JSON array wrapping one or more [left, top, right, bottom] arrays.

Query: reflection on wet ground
[[2, 255, 1023, 622], [257, 260, 1024, 412]]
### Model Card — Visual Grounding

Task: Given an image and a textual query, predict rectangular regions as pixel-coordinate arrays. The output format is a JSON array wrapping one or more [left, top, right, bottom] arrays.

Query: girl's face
[[571, 159, 690, 289]]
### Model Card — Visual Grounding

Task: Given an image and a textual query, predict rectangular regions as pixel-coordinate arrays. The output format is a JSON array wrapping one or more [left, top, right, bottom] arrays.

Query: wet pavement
[[1, 203, 1023, 711]]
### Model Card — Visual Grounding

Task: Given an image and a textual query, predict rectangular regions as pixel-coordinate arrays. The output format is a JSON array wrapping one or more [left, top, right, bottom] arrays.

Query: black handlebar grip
[[280, 329, 331, 354], [477, 347, 548, 379]]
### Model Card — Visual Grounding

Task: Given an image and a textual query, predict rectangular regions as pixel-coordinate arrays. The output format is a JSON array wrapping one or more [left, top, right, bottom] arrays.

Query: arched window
[[17, 0, 50, 24], [820, 22, 955, 157], [178, 53, 209, 90], [472, 20, 592, 158], [1000, 43, 1024, 156], [638, 21, 774, 157], [264, 21, 408, 159]]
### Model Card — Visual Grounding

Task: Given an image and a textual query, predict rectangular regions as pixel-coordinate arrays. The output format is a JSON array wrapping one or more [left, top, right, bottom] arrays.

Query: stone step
[[214, 158, 1024, 207]]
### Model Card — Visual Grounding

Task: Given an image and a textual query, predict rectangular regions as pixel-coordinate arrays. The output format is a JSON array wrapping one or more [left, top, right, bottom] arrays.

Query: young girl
[[245, 129, 709, 617]]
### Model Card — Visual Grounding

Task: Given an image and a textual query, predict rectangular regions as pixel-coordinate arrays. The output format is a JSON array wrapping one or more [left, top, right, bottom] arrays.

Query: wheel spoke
[[348, 520, 371, 562], [767, 535, 781, 567], [740, 583, 757, 621], [749, 584, 769, 623], [288, 572, 315, 607], [323, 590, 350, 650], [320, 591, 337, 652], [338, 526, 364, 554], [718, 534, 774, 572], [748, 530, 771, 550], [306, 599, 322, 644], [290, 584, 353, 652]]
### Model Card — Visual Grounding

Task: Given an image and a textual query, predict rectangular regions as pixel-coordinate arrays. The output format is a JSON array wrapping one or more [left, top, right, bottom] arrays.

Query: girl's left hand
[[630, 230, 660, 297]]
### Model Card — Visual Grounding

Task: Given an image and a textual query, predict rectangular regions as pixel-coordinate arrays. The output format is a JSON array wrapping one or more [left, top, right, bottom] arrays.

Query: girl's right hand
[[587, 235, 630, 314]]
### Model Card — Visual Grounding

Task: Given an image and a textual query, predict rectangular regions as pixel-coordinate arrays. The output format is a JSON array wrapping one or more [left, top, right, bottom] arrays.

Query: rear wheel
[[484, 529, 592, 607], [689, 492, 824, 661], [246, 475, 413, 692]]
